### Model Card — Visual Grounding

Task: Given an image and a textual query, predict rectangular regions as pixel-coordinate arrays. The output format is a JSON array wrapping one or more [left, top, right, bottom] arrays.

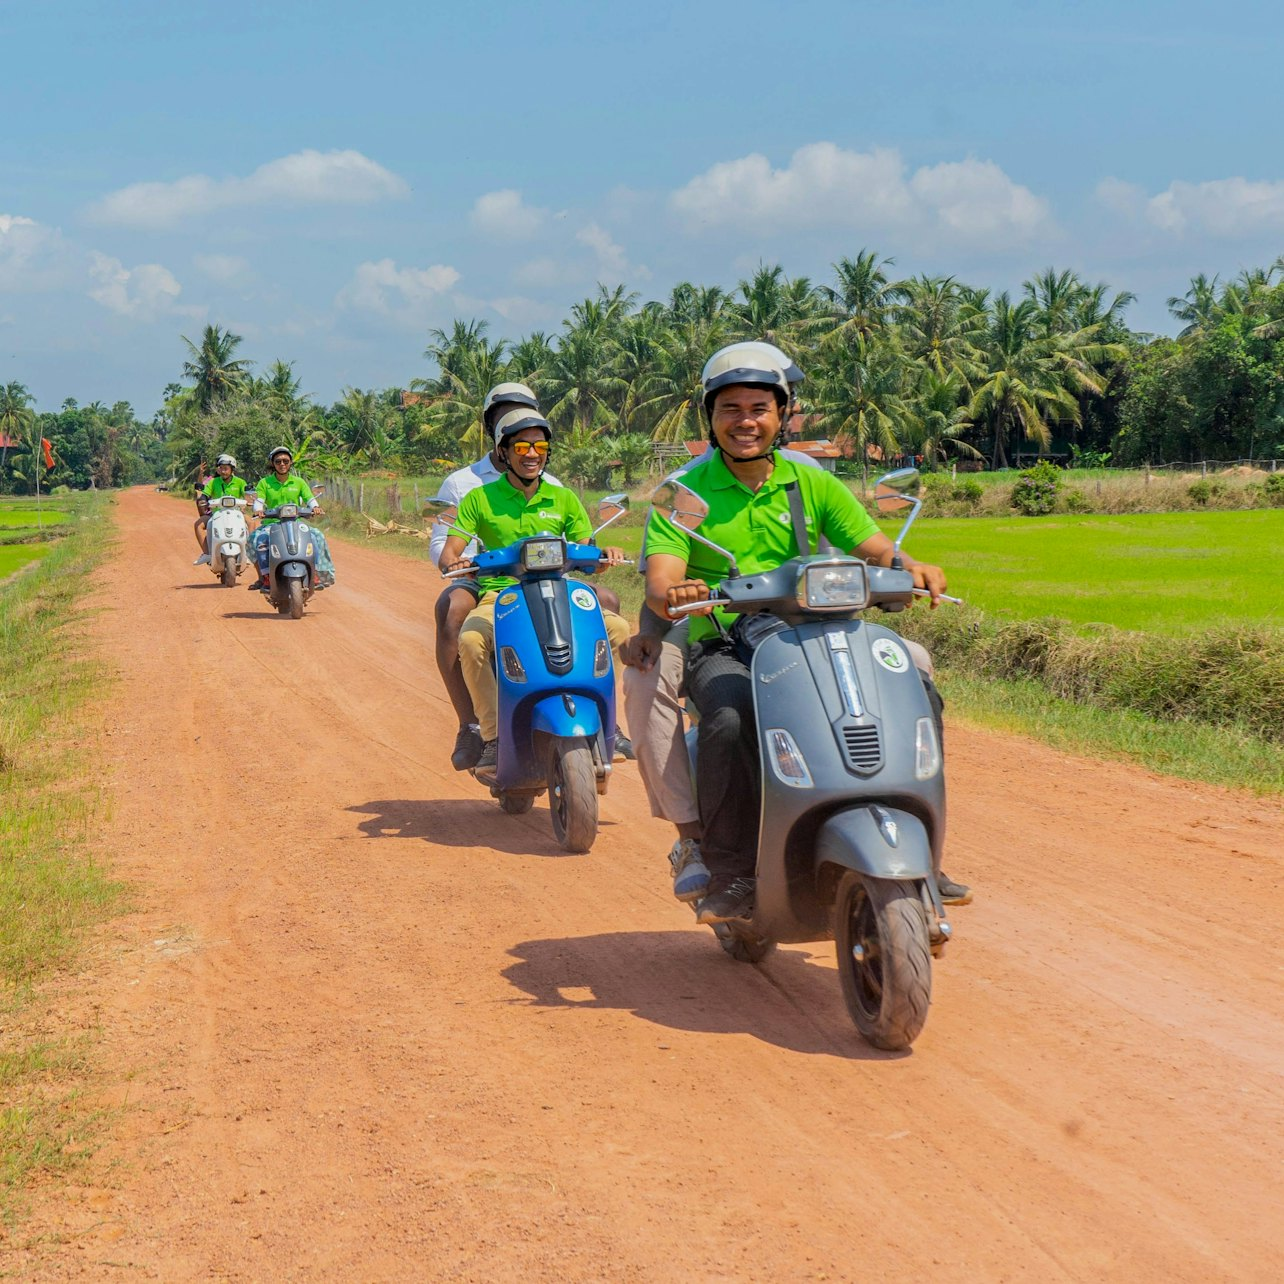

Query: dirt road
[[8, 487, 1284, 1281]]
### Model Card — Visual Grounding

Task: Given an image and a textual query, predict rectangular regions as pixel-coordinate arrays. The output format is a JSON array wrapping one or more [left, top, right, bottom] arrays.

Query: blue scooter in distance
[[428, 495, 628, 853]]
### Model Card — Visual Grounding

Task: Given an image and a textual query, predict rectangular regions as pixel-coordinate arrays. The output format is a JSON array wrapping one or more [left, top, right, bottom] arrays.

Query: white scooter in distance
[[204, 495, 251, 587]]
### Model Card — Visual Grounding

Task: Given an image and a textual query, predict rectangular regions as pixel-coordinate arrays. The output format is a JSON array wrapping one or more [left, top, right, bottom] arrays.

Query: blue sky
[[3, 0, 1283, 415]]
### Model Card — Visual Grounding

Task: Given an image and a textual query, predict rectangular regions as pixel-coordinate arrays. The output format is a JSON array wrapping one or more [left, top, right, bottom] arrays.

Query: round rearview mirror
[[650, 481, 710, 532], [596, 492, 629, 523], [425, 499, 459, 525], [874, 467, 921, 512]]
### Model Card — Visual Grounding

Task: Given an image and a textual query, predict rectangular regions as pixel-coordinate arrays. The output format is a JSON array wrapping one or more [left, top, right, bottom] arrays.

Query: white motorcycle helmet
[[699, 347, 792, 461], [483, 382, 540, 439], [215, 453, 237, 468]]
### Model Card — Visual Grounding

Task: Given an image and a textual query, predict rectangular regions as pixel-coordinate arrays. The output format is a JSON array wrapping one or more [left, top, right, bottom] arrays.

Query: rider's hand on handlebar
[[665, 578, 713, 618], [597, 545, 627, 570], [910, 562, 948, 607], [445, 557, 475, 575], [620, 632, 663, 673]]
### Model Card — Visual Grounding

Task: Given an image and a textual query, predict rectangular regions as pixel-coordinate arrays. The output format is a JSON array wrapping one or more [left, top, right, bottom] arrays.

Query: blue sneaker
[[669, 838, 710, 903]]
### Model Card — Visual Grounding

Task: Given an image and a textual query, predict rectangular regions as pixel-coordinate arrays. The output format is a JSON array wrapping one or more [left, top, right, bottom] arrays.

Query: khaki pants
[[458, 590, 631, 742], [622, 635, 935, 826]]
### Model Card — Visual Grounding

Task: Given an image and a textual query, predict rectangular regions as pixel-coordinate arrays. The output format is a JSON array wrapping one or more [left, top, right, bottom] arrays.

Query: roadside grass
[[0, 546, 50, 579], [937, 673, 1284, 797], [0, 492, 120, 1215]]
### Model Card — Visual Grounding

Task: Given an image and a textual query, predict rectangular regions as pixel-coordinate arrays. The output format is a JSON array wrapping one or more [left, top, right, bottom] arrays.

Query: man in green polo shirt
[[643, 349, 950, 925], [249, 444, 336, 588], [438, 409, 630, 772], [194, 453, 247, 563]]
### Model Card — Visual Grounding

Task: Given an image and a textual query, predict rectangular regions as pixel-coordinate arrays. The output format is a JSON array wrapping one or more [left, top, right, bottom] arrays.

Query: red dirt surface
[[5, 487, 1283, 1281]]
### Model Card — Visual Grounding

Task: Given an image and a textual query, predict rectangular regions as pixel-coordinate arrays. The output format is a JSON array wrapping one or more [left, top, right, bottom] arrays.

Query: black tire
[[547, 740, 598, 853], [499, 791, 535, 815], [834, 871, 932, 1050], [221, 558, 237, 588], [287, 578, 304, 620], [715, 924, 776, 964]]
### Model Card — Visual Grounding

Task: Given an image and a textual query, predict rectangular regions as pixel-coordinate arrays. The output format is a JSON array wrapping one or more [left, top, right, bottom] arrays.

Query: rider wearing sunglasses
[[438, 410, 631, 772]]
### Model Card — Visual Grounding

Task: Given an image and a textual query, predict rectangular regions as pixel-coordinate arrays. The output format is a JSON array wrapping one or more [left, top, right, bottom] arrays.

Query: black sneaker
[[247, 577, 265, 591], [452, 724, 483, 771], [474, 739, 498, 772], [696, 877, 756, 925], [938, 872, 973, 906], [614, 731, 635, 761]]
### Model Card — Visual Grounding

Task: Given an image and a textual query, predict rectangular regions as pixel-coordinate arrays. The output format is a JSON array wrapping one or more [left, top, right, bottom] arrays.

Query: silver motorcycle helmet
[[483, 382, 540, 439]]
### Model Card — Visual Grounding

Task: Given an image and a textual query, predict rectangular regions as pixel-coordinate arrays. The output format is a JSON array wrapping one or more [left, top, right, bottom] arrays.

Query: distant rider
[[249, 445, 336, 590], [194, 453, 247, 564], [437, 410, 630, 773]]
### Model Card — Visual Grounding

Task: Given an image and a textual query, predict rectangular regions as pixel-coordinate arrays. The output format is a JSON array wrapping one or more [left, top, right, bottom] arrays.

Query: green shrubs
[[896, 605, 1284, 744], [1187, 478, 1227, 505], [1010, 461, 1062, 515], [1264, 472, 1284, 505]]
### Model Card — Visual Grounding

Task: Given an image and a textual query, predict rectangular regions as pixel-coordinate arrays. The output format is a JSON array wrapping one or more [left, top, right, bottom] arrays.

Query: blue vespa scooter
[[429, 496, 627, 853]]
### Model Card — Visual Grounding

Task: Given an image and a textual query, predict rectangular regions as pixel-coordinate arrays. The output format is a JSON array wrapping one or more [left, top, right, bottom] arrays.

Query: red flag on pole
[[41, 438, 54, 469]]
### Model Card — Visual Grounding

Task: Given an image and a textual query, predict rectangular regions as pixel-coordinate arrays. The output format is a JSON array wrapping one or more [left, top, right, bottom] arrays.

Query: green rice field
[[895, 509, 1284, 635], [0, 544, 50, 578]]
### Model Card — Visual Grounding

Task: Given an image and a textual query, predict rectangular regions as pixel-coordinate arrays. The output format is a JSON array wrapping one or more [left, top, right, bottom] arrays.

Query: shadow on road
[[347, 797, 612, 857], [502, 932, 902, 1060], [174, 581, 234, 591]]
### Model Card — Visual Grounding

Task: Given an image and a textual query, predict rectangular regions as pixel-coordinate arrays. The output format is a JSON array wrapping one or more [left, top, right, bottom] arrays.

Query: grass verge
[[0, 492, 121, 1217], [937, 672, 1284, 796]]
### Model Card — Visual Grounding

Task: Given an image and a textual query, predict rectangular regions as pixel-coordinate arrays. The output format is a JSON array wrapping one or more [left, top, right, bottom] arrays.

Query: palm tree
[[967, 295, 1121, 468], [420, 335, 510, 457], [1167, 273, 1222, 338], [895, 276, 986, 383], [823, 250, 905, 343], [181, 324, 251, 411], [0, 381, 35, 472]]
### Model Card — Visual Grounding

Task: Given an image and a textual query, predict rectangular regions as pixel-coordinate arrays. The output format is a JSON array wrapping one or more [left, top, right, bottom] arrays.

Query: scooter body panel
[[748, 619, 945, 943], [266, 517, 317, 604], [207, 504, 248, 576], [487, 542, 615, 792]]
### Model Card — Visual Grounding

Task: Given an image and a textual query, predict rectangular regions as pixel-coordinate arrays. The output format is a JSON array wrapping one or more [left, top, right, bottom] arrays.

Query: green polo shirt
[[457, 474, 593, 593], [643, 451, 880, 641], [253, 473, 315, 523], [202, 474, 247, 499]]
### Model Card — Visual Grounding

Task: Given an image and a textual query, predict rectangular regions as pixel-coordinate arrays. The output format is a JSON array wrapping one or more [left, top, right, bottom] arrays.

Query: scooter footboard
[[814, 806, 933, 881]]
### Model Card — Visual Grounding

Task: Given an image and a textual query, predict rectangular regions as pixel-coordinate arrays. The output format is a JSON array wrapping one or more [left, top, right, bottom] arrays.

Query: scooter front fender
[[815, 806, 933, 881], [530, 695, 604, 740], [279, 562, 309, 579]]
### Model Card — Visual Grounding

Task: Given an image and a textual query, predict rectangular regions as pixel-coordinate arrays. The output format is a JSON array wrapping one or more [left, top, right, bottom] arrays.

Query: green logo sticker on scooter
[[872, 638, 909, 673], [498, 591, 518, 605], [570, 587, 596, 611]]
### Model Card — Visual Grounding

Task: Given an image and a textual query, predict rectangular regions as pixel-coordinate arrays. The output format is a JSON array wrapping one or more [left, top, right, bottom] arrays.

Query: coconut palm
[[1167, 273, 1223, 338], [895, 276, 986, 383], [0, 381, 35, 471], [823, 250, 906, 343], [181, 324, 251, 411], [420, 335, 510, 457]]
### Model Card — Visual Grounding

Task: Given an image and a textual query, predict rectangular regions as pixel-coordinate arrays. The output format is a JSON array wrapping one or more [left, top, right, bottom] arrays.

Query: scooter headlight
[[522, 538, 566, 572], [798, 561, 869, 611], [914, 716, 942, 779], [278, 504, 299, 520], [765, 728, 814, 789]]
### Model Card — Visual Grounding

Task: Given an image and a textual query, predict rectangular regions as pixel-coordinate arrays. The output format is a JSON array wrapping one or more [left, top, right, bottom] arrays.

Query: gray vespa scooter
[[258, 501, 320, 619], [652, 468, 957, 1050]]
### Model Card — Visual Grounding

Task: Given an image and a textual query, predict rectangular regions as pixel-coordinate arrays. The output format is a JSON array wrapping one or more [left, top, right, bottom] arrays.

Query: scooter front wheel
[[835, 871, 931, 1051], [221, 558, 237, 587], [287, 578, 304, 619], [547, 739, 597, 853]]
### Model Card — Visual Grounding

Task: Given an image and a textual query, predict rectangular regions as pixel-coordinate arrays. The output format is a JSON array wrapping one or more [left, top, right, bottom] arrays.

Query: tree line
[[4, 251, 1284, 496]]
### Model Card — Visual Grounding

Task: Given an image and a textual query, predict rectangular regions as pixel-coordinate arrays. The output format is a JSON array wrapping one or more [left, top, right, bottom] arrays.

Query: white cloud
[[89, 149, 409, 229], [488, 295, 553, 326], [87, 251, 198, 320], [471, 189, 548, 240], [193, 253, 252, 286], [0, 213, 75, 289], [1095, 177, 1147, 219], [575, 222, 650, 282], [1141, 177, 1284, 237], [670, 142, 1051, 247], [336, 258, 461, 321], [514, 256, 567, 289]]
